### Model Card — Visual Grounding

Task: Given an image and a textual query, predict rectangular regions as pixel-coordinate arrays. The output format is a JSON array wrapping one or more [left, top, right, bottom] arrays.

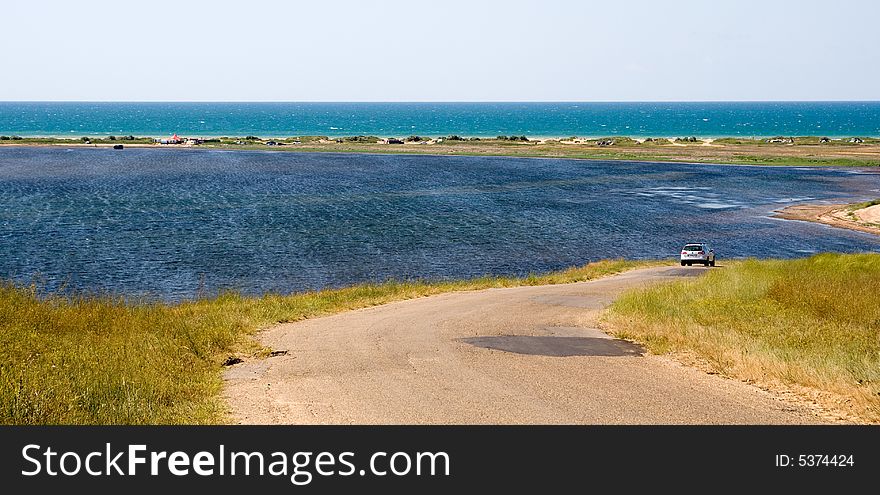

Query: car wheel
[[680, 261, 686, 266]]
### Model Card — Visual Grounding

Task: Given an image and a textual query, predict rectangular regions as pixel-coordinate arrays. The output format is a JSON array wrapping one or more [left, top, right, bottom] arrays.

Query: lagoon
[[1, 147, 878, 300]]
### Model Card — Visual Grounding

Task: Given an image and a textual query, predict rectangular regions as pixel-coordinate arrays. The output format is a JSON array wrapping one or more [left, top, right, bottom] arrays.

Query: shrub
[[342, 135, 379, 143]]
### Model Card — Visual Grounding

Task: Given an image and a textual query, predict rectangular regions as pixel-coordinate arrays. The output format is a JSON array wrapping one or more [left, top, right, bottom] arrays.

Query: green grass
[[4, 136, 880, 167], [604, 253, 880, 422], [0, 259, 664, 425], [225, 145, 879, 168], [848, 198, 880, 211], [728, 155, 880, 167], [845, 199, 880, 227], [582, 137, 641, 146]]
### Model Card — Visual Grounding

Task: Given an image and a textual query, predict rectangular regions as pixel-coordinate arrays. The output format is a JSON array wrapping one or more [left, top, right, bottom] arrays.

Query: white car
[[680, 242, 716, 267]]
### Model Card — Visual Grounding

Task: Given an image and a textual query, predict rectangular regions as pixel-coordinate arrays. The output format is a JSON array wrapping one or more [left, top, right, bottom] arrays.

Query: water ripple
[[0, 147, 878, 301]]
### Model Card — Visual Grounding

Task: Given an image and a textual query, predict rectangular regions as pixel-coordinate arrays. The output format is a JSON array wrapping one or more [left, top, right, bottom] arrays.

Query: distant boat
[[113, 144, 124, 150]]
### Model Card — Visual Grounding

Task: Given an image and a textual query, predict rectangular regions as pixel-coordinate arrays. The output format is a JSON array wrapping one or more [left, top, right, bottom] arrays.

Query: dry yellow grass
[[0, 259, 663, 425], [604, 253, 880, 423], [4, 137, 880, 167]]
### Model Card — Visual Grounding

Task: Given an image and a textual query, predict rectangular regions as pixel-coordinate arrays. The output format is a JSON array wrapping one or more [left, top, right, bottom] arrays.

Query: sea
[[1, 101, 879, 138], [1, 147, 878, 301]]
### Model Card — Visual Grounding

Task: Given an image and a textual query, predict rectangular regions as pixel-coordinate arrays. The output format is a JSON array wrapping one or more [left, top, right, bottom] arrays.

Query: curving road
[[223, 266, 828, 424]]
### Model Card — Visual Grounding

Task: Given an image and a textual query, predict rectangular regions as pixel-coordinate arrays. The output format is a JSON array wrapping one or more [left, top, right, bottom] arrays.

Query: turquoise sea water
[[1, 102, 879, 138]]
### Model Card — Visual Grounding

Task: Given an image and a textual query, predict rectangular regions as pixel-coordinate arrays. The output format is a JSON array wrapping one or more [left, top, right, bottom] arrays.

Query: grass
[[729, 155, 880, 167], [200, 144, 880, 168], [3, 136, 880, 168], [0, 258, 664, 425], [604, 253, 880, 423], [713, 136, 880, 145], [848, 198, 880, 211], [845, 199, 880, 227]]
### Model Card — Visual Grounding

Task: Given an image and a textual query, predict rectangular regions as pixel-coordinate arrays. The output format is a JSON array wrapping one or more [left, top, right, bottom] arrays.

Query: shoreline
[[2, 136, 879, 168], [6, 254, 878, 425], [4, 133, 880, 140], [774, 202, 880, 236]]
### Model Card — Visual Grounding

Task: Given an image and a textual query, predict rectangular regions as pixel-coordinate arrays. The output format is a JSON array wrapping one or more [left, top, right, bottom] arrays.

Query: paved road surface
[[224, 266, 826, 424]]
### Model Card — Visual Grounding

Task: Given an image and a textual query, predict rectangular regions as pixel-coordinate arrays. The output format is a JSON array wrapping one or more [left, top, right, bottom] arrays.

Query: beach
[[2, 135, 880, 168], [775, 202, 880, 237]]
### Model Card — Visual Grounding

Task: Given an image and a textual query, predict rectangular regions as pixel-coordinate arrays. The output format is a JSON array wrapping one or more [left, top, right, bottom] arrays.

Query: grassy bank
[[848, 198, 880, 213], [3, 135, 880, 167], [845, 199, 880, 229], [0, 259, 662, 425], [604, 253, 880, 422], [846, 199, 880, 217]]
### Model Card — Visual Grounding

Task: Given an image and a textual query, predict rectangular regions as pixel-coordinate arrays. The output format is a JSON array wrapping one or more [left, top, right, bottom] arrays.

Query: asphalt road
[[223, 266, 826, 424]]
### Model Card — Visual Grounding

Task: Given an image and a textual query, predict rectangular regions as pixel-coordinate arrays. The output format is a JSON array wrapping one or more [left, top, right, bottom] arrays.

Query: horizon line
[[2, 100, 880, 104]]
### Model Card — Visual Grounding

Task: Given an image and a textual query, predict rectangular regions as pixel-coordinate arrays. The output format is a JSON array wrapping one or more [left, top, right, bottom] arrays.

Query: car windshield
[[683, 245, 703, 251]]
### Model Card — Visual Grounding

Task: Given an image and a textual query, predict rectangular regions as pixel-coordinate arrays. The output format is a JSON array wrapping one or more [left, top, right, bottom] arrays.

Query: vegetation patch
[[604, 253, 880, 423], [0, 259, 664, 425], [848, 198, 880, 211]]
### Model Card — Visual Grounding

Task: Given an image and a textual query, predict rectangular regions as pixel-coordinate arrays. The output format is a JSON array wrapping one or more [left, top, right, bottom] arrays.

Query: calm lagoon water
[[1, 147, 879, 300]]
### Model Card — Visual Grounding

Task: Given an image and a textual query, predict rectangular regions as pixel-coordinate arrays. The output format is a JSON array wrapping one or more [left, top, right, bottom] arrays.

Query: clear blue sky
[[2, 0, 878, 101]]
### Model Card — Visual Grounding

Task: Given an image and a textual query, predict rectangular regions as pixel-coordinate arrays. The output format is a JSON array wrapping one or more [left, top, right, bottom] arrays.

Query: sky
[[1, 0, 878, 102]]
